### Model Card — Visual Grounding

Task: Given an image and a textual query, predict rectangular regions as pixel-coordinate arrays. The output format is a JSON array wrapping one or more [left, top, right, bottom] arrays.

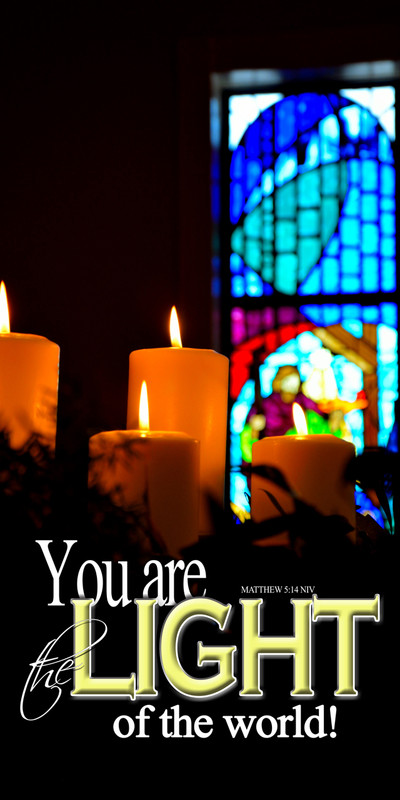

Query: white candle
[[89, 382, 199, 558], [251, 404, 356, 542], [126, 308, 229, 534], [0, 282, 60, 450]]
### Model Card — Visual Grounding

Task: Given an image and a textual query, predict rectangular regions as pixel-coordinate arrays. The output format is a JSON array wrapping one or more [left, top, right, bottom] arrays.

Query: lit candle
[[89, 381, 199, 558], [126, 308, 229, 534], [0, 281, 60, 450], [251, 403, 356, 541]]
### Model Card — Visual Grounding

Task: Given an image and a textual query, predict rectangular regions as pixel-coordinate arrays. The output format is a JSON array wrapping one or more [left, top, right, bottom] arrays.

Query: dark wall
[[2, 2, 399, 437]]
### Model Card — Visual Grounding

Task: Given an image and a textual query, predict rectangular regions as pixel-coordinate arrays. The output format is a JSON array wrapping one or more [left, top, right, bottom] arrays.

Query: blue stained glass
[[380, 196, 395, 211], [245, 118, 261, 157], [244, 186, 262, 213], [230, 253, 244, 273], [342, 275, 361, 293], [275, 97, 297, 151], [232, 275, 245, 297], [342, 319, 363, 337], [298, 239, 321, 280], [262, 152, 274, 169], [230, 146, 245, 179], [230, 182, 244, 223], [345, 187, 360, 216], [360, 108, 378, 141], [298, 264, 321, 295], [340, 218, 360, 246], [378, 324, 397, 354], [320, 115, 340, 163], [362, 257, 379, 292], [299, 305, 321, 324], [229, 88, 396, 303], [361, 223, 379, 254], [343, 142, 356, 158], [261, 115, 273, 135], [347, 159, 361, 184], [381, 213, 395, 236], [298, 131, 320, 171], [324, 305, 342, 324], [382, 304, 397, 327], [341, 249, 359, 274], [228, 88, 398, 515], [361, 160, 378, 191], [339, 106, 361, 138], [380, 164, 395, 195], [275, 150, 298, 186], [378, 131, 394, 163], [363, 306, 379, 323], [382, 259, 396, 292], [321, 257, 340, 293], [382, 367, 397, 391], [297, 93, 333, 132], [343, 303, 362, 319], [361, 194, 378, 221], [245, 270, 263, 296], [262, 170, 274, 196], [381, 237, 396, 258], [325, 234, 339, 255], [246, 159, 262, 193]]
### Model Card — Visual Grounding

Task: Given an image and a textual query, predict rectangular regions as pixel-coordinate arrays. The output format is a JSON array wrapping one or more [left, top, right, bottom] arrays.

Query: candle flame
[[0, 282, 10, 333], [293, 402, 308, 435], [170, 306, 182, 348], [139, 381, 150, 432]]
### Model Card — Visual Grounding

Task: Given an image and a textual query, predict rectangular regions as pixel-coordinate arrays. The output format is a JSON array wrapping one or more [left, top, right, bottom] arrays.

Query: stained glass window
[[219, 82, 398, 523]]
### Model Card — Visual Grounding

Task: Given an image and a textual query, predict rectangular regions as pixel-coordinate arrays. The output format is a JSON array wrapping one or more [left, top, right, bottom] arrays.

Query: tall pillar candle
[[251, 405, 356, 542], [90, 383, 200, 558], [0, 282, 60, 450], [127, 309, 229, 534]]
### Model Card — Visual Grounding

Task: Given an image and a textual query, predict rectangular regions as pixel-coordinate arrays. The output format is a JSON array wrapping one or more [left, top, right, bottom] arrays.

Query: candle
[[89, 382, 199, 558], [251, 403, 356, 542], [0, 281, 60, 451], [126, 308, 229, 534]]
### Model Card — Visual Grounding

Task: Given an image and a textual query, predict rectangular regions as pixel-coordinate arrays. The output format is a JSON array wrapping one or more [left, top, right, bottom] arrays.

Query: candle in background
[[89, 381, 199, 558], [0, 281, 60, 451], [251, 403, 356, 542], [126, 308, 229, 535]]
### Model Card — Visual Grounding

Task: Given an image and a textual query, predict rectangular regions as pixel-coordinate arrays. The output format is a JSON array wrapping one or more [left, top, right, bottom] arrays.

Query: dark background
[[3, 2, 399, 782], [2, 1, 399, 439]]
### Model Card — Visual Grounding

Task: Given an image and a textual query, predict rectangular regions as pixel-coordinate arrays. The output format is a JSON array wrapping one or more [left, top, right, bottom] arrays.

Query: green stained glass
[[297, 170, 321, 207], [244, 239, 262, 271], [298, 209, 319, 237], [275, 255, 297, 293], [321, 198, 339, 241], [275, 181, 296, 219], [321, 162, 340, 194], [276, 220, 297, 252], [244, 206, 262, 237], [298, 238, 321, 281], [261, 255, 274, 282], [231, 227, 244, 255]]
